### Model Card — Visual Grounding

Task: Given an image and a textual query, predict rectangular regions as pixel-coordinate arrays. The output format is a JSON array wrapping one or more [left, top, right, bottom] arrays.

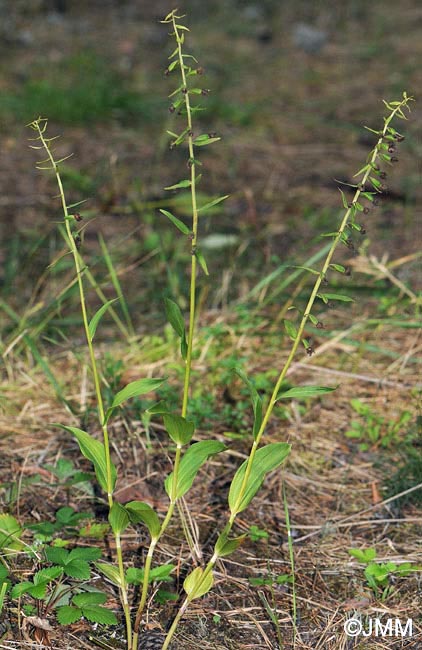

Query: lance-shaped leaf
[[164, 298, 184, 337], [229, 443, 291, 515], [276, 386, 337, 401], [165, 440, 226, 499], [163, 413, 195, 445], [125, 501, 160, 539], [197, 194, 229, 214], [109, 502, 130, 536], [159, 209, 190, 235], [234, 367, 263, 439], [164, 179, 192, 190], [329, 263, 346, 273], [196, 249, 209, 276], [104, 378, 165, 424], [56, 425, 117, 493], [88, 299, 118, 342], [318, 293, 354, 303], [164, 297, 187, 360], [193, 134, 221, 147], [184, 567, 213, 600]]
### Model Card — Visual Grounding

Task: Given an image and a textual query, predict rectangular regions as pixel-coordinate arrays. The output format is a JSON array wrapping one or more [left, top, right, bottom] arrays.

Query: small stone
[[292, 23, 328, 54]]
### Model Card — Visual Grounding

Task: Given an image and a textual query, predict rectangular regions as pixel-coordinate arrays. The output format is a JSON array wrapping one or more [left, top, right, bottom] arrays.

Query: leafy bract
[[165, 440, 226, 499], [276, 386, 337, 401], [284, 320, 298, 341], [88, 299, 117, 341], [159, 209, 190, 235], [197, 194, 229, 214], [228, 443, 291, 515]]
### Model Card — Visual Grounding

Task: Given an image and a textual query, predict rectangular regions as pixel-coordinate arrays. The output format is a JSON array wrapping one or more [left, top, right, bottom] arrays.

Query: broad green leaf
[[57, 605, 82, 625], [95, 562, 122, 587], [63, 560, 91, 580], [214, 530, 246, 558], [184, 567, 213, 600], [0, 514, 23, 552], [228, 443, 291, 515], [165, 440, 226, 499], [68, 547, 102, 562], [73, 592, 107, 607], [11, 582, 34, 598], [105, 378, 165, 423], [348, 548, 377, 563], [88, 299, 118, 341], [146, 400, 168, 415], [163, 413, 195, 445], [284, 319, 298, 341], [56, 425, 117, 493], [159, 209, 190, 235], [79, 523, 109, 539], [45, 546, 68, 565], [125, 501, 161, 539], [82, 604, 118, 625], [234, 367, 263, 439], [33, 566, 63, 584], [126, 564, 175, 585], [164, 179, 191, 190], [27, 583, 48, 599], [276, 386, 337, 401], [109, 503, 130, 535], [197, 194, 229, 214]]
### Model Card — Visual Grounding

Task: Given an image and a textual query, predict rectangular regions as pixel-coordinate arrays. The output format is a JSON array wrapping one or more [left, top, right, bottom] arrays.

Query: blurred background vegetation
[[0, 0, 420, 332]]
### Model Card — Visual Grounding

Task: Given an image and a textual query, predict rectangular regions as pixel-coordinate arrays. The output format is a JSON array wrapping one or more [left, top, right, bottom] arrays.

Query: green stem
[[173, 13, 199, 419], [228, 95, 412, 519], [161, 95, 413, 638], [31, 118, 131, 649], [132, 14, 201, 638]]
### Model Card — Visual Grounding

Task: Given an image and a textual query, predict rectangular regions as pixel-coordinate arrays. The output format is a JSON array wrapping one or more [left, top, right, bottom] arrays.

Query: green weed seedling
[[345, 399, 412, 450], [348, 548, 421, 601], [8, 547, 115, 625], [13, 7, 414, 650]]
